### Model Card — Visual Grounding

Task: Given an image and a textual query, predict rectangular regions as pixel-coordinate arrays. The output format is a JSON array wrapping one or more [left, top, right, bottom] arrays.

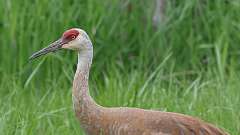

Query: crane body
[[30, 28, 229, 135]]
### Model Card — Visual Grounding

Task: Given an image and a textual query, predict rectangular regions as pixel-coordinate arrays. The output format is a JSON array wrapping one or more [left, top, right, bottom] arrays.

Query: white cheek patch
[[70, 39, 81, 49], [62, 44, 69, 49], [62, 37, 81, 50]]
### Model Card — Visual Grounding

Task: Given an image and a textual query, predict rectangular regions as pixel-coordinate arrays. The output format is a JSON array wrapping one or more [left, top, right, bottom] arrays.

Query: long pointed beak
[[29, 38, 66, 60]]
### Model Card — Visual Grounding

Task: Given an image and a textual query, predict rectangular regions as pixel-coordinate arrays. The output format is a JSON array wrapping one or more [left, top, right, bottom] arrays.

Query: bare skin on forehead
[[62, 29, 80, 40]]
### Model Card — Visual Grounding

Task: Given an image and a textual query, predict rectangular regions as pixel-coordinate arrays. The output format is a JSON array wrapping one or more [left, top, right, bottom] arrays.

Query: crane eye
[[71, 35, 76, 40]]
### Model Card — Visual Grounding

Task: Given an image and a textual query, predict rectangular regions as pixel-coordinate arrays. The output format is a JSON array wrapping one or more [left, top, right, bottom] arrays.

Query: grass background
[[0, 0, 240, 134]]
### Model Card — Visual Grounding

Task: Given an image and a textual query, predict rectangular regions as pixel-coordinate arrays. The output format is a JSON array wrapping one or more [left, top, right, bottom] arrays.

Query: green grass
[[0, 0, 240, 134]]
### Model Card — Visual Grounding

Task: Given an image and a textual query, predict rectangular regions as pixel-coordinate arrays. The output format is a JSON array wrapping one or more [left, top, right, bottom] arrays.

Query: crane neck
[[77, 49, 93, 70], [73, 47, 102, 122]]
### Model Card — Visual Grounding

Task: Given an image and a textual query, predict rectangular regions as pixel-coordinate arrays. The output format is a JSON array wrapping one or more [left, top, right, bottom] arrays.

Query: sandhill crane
[[30, 28, 229, 135]]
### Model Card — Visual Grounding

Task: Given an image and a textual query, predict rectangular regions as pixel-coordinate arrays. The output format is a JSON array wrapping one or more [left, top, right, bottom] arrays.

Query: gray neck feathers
[[73, 47, 100, 120]]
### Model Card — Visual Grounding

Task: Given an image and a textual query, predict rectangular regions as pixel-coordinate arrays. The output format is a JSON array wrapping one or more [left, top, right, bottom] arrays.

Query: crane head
[[29, 28, 91, 60]]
